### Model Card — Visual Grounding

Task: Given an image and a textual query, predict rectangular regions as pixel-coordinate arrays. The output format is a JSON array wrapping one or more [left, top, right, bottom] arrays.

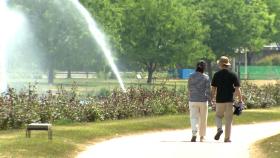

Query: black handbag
[[233, 102, 244, 116]]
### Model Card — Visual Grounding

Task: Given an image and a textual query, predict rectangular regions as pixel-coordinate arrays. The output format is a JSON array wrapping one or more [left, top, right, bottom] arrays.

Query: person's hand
[[236, 100, 245, 108]]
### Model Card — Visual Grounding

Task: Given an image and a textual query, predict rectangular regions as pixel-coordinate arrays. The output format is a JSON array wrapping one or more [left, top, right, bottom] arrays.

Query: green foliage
[[0, 83, 98, 129], [96, 87, 111, 97], [80, 0, 123, 52], [2, 81, 280, 129], [1, 108, 280, 158], [7, 0, 280, 84], [244, 0, 275, 51], [265, 0, 280, 44], [256, 54, 280, 65], [0, 84, 189, 129], [199, 0, 274, 55], [97, 86, 189, 120], [242, 82, 280, 108], [9, 0, 109, 83], [119, 0, 209, 82]]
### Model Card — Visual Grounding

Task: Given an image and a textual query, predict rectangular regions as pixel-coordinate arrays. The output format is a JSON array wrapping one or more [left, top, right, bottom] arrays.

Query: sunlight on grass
[[252, 134, 280, 158], [0, 107, 280, 158], [245, 107, 280, 113]]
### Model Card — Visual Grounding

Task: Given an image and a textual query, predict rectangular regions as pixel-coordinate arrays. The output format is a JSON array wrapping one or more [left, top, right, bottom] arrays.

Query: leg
[[198, 102, 208, 137], [214, 103, 226, 140], [48, 129, 52, 140], [224, 102, 234, 141], [215, 103, 226, 130], [48, 125, 53, 140], [189, 102, 199, 136], [27, 130, 31, 138]]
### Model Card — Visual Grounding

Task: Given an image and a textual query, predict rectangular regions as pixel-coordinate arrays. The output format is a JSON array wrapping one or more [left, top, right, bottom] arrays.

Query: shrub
[[256, 54, 280, 66], [242, 81, 277, 108], [1, 81, 280, 129], [0, 84, 189, 129]]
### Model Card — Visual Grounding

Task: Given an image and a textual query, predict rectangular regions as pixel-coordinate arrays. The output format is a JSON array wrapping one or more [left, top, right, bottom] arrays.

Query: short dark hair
[[196, 60, 206, 73]]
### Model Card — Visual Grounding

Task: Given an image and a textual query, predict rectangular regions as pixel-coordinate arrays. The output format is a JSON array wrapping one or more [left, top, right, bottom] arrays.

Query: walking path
[[77, 122, 280, 158]]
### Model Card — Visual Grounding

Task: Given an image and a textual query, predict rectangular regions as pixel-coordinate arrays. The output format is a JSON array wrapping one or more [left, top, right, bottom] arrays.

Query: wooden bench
[[26, 123, 52, 140]]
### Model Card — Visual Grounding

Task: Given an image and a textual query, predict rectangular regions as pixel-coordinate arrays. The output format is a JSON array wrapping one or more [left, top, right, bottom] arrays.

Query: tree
[[197, 0, 274, 77], [200, 0, 273, 54], [10, 0, 107, 83], [243, 0, 275, 52], [256, 54, 280, 66], [119, 0, 209, 83], [264, 0, 280, 46]]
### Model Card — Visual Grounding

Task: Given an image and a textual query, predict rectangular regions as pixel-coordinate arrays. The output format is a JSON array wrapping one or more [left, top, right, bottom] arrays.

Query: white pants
[[189, 102, 208, 137]]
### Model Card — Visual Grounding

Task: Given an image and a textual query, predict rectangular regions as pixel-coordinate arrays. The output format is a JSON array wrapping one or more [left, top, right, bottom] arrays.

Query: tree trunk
[[67, 69, 71, 79], [48, 66, 54, 85], [147, 69, 153, 84], [238, 53, 241, 80], [146, 62, 157, 84], [247, 51, 253, 65], [206, 59, 213, 80]]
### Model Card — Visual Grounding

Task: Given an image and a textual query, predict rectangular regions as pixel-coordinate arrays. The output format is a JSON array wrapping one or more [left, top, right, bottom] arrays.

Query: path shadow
[[160, 140, 225, 144]]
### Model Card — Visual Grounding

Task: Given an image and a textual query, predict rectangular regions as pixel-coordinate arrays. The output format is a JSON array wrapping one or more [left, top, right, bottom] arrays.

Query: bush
[[242, 82, 277, 108], [256, 54, 280, 66], [0, 84, 189, 129], [1, 81, 280, 129]]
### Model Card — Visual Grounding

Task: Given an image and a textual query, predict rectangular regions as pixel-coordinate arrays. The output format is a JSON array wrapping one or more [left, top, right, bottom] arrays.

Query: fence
[[55, 71, 97, 79], [240, 66, 280, 80]]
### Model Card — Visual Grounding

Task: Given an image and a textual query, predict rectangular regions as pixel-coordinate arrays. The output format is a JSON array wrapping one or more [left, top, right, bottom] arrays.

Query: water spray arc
[[0, 0, 9, 92], [71, 0, 126, 92], [0, 0, 25, 92]]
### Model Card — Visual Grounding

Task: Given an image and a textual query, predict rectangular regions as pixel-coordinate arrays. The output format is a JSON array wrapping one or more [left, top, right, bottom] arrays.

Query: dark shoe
[[191, 136, 197, 142], [224, 138, 231, 143], [214, 129, 223, 140]]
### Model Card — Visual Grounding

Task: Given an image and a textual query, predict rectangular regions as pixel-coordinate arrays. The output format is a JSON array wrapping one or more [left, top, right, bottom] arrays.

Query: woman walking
[[188, 60, 211, 142]]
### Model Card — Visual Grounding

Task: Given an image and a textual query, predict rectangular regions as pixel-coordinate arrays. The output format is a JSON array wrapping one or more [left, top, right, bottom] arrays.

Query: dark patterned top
[[188, 72, 211, 102]]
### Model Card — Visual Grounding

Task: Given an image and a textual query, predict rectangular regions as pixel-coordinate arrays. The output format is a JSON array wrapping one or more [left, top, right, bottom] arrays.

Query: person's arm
[[233, 73, 243, 103], [188, 78, 191, 98], [235, 87, 243, 103], [211, 86, 217, 110], [210, 73, 217, 109], [205, 78, 211, 103], [211, 86, 217, 102]]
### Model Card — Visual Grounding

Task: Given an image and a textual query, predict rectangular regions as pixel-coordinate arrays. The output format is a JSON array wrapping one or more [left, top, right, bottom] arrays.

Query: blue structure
[[178, 69, 194, 79]]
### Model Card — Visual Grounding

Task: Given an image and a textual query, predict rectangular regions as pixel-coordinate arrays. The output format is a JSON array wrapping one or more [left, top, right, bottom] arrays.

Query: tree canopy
[[9, 0, 106, 83], [199, 0, 274, 56], [5, 0, 280, 83], [118, 0, 209, 83]]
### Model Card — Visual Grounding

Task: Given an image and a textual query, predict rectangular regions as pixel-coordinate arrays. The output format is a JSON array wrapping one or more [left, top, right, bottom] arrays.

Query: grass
[[8, 78, 188, 95], [7, 75, 280, 97], [251, 133, 280, 158], [8, 76, 280, 95], [0, 107, 280, 158], [245, 80, 279, 86]]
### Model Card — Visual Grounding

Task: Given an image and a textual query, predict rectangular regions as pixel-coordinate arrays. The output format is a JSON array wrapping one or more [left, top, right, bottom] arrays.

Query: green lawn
[[251, 133, 280, 158], [0, 107, 280, 158], [8, 78, 188, 95]]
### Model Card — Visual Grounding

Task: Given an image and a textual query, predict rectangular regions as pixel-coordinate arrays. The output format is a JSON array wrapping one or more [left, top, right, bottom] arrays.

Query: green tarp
[[240, 66, 280, 80]]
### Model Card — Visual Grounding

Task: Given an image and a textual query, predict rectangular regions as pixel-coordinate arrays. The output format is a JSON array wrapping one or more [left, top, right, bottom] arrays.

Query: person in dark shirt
[[211, 56, 243, 142]]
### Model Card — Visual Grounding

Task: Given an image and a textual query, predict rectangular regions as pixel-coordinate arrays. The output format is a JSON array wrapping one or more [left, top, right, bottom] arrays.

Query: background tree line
[[8, 0, 280, 83]]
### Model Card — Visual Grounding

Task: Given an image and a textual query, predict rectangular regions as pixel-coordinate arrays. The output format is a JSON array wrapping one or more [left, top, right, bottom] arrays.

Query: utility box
[[178, 69, 194, 79]]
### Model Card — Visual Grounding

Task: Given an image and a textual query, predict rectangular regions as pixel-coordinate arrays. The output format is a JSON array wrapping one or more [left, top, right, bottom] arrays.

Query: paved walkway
[[77, 122, 280, 158]]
